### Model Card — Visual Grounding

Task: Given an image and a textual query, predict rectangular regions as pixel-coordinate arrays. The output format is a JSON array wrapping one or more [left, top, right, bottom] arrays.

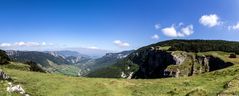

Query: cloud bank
[[0, 42, 53, 48]]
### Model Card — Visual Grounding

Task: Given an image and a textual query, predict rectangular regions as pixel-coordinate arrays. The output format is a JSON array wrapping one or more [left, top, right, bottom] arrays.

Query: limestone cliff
[[126, 49, 233, 79]]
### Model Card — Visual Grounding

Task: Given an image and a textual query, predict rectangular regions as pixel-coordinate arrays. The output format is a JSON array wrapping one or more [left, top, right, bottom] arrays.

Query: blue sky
[[0, 0, 239, 55]]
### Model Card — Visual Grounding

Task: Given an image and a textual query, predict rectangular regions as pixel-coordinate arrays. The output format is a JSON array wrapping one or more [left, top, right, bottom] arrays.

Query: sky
[[0, 0, 239, 56]]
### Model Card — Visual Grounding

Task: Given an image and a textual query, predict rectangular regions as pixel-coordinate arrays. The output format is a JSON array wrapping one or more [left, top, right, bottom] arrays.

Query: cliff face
[[127, 50, 233, 79], [128, 50, 175, 78]]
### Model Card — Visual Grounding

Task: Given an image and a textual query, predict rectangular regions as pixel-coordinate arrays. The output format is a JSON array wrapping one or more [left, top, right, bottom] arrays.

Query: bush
[[25, 61, 45, 73], [229, 54, 237, 58]]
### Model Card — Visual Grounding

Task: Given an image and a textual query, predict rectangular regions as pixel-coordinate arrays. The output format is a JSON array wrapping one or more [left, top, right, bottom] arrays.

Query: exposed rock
[[121, 71, 134, 79], [121, 72, 127, 78], [164, 68, 180, 78], [131, 50, 176, 78], [171, 51, 187, 65], [190, 55, 210, 76], [150, 47, 155, 51], [7, 82, 30, 96], [129, 50, 233, 78], [0, 70, 30, 96], [127, 72, 134, 79], [155, 46, 161, 50], [0, 69, 11, 80], [165, 55, 232, 77]]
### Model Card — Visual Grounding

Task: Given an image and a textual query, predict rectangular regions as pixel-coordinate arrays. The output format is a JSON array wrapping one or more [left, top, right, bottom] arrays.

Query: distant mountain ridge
[[4, 50, 135, 76], [45, 50, 90, 58], [5, 50, 86, 76], [6, 50, 70, 67], [44, 50, 92, 64], [92, 50, 135, 69]]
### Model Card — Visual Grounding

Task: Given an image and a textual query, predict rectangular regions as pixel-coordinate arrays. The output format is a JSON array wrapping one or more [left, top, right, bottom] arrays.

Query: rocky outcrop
[[189, 55, 210, 76], [0, 69, 11, 80], [128, 49, 233, 79], [171, 51, 187, 65], [7, 82, 30, 96], [164, 55, 233, 77], [0, 70, 29, 96], [130, 50, 176, 78], [121, 71, 134, 79]]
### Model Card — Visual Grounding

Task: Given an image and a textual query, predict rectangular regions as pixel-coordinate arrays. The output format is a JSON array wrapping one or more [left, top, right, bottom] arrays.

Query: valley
[[0, 51, 239, 96], [1, 0, 239, 95], [1, 40, 239, 96]]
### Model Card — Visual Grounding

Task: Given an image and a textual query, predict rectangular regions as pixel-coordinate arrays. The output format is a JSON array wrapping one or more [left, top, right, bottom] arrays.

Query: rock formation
[[127, 49, 233, 79], [7, 82, 30, 96], [0, 69, 11, 80]]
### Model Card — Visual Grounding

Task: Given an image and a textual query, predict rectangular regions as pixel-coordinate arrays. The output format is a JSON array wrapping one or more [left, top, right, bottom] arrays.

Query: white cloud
[[199, 14, 222, 27], [161, 24, 194, 37], [0, 43, 11, 47], [181, 25, 194, 36], [154, 24, 161, 29], [14, 42, 41, 46], [228, 22, 239, 31], [88, 46, 99, 50], [113, 40, 130, 47], [151, 34, 160, 40], [162, 26, 178, 37], [0, 42, 52, 48]]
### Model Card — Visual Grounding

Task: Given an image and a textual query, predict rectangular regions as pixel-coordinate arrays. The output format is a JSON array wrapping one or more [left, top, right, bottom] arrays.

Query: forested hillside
[[140, 39, 239, 54]]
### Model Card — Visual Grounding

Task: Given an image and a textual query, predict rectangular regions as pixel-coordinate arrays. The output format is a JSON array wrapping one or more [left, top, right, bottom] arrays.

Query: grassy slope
[[45, 60, 81, 76], [0, 51, 239, 96]]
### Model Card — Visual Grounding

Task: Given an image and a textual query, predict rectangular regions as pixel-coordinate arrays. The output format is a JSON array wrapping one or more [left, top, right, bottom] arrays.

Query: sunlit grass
[[0, 51, 239, 96]]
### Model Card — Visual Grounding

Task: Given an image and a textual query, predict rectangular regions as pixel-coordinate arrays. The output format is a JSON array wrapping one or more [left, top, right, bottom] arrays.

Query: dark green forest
[[140, 39, 239, 54]]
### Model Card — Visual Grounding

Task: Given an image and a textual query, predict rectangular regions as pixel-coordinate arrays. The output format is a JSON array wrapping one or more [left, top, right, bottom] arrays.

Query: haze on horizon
[[0, 0, 239, 56]]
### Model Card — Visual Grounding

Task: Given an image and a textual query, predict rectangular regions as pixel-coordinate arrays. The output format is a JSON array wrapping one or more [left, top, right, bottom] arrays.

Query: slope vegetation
[[1, 51, 239, 96]]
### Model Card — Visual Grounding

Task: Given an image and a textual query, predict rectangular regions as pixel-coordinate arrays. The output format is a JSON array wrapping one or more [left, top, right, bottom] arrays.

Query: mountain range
[[5, 50, 134, 76], [1, 39, 239, 95]]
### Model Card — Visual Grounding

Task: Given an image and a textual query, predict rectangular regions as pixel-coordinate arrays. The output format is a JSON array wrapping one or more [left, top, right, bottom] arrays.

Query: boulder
[[7, 82, 30, 96], [0, 69, 11, 80]]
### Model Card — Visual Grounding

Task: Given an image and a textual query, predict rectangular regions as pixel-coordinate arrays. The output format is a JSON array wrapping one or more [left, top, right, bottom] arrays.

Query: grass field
[[1, 51, 239, 96]]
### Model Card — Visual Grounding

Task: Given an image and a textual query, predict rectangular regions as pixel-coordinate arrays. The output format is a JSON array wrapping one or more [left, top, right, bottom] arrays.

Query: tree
[[25, 61, 45, 73]]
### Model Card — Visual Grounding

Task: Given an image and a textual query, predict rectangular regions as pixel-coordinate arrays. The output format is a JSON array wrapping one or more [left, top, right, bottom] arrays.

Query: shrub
[[25, 61, 45, 73], [229, 54, 237, 58]]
